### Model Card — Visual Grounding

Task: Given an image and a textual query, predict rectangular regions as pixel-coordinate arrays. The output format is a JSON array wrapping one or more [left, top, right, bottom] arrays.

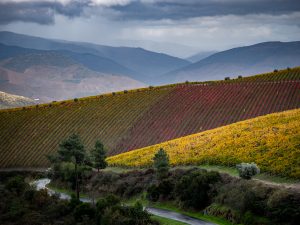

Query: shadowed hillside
[[0, 67, 299, 168]]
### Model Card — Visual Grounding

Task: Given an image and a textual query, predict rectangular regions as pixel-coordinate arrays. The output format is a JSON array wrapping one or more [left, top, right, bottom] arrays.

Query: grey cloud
[[0, 0, 87, 25], [0, 0, 300, 25], [111, 0, 300, 20]]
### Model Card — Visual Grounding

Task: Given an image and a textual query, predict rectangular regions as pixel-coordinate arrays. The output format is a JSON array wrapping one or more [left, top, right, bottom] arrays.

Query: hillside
[[162, 41, 300, 84], [0, 91, 35, 109], [0, 31, 190, 83], [0, 67, 299, 168], [108, 109, 300, 178], [0, 44, 145, 102]]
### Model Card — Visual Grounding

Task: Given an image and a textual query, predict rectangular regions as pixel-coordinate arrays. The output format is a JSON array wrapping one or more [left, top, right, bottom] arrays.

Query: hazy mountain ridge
[[0, 46, 146, 103], [163, 41, 300, 83], [0, 31, 190, 82]]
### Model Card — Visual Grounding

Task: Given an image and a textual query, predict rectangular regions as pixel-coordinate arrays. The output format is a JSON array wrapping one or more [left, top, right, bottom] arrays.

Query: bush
[[124, 90, 128, 94], [174, 170, 220, 209], [5, 176, 28, 195], [74, 202, 95, 221], [236, 162, 260, 179], [238, 75, 243, 79], [267, 189, 300, 225], [225, 77, 230, 80], [274, 69, 278, 73], [205, 203, 241, 224], [146, 185, 160, 202], [74, 98, 78, 102]]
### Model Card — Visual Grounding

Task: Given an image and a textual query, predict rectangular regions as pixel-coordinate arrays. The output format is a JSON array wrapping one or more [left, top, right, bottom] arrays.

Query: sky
[[0, 0, 300, 58]]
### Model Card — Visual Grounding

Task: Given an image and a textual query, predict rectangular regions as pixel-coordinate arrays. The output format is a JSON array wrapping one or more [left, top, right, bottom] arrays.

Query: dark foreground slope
[[0, 68, 299, 167]]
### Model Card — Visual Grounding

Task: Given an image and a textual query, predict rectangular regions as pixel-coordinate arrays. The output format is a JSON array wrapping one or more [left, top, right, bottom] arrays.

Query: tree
[[153, 148, 169, 180], [57, 134, 86, 199], [91, 140, 107, 172], [236, 162, 260, 180]]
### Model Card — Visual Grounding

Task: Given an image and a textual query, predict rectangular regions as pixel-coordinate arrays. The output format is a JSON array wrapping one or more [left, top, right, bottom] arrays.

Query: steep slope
[[108, 109, 300, 178], [0, 91, 35, 109], [0, 31, 190, 82], [0, 67, 299, 168], [163, 41, 300, 83]]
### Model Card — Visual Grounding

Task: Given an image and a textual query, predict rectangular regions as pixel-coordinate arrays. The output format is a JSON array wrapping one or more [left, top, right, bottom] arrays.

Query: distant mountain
[[186, 51, 217, 63], [0, 45, 145, 102], [0, 31, 190, 83], [163, 41, 300, 83], [0, 91, 35, 109]]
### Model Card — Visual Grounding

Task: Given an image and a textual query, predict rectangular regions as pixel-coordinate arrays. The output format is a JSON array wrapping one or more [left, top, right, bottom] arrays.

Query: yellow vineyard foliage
[[108, 109, 300, 178]]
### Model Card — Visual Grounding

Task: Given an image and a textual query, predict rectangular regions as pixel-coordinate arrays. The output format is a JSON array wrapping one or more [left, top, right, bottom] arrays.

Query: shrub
[[174, 170, 220, 209], [74, 98, 78, 102], [74, 202, 95, 221], [225, 77, 230, 80], [236, 162, 260, 179], [274, 69, 278, 73], [238, 75, 243, 79], [5, 176, 27, 195], [112, 92, 116, 96], [124, 90, 128, 94], [146, 185, 160, 202], [267, 189, 300, 225]]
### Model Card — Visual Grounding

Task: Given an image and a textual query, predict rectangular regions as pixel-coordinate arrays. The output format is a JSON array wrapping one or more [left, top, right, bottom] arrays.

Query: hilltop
[[0, 67, 299, 168], [0, 91, 35, 109]]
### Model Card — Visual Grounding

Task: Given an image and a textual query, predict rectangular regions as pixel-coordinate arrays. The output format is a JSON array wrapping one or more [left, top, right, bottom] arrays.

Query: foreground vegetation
[[108, 109, 300, 178], [1, 68, 299, 168], [49, 167, 300, 225], [0, 174, 159, 225]]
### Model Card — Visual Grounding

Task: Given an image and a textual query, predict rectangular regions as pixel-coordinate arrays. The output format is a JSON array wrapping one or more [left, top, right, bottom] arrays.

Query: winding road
[[31, 178, 215, 225]]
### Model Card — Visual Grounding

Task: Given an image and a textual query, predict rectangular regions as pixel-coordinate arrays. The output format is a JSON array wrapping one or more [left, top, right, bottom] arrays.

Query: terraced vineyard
[[0, 67, 300, 168], [108, 109, 300, 178]]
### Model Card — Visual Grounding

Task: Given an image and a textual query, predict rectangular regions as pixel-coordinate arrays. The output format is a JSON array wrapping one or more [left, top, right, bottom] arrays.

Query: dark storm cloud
[[111, 0, 300, 20], [0, 0, 300, 25], [0, 0, 87, 25]]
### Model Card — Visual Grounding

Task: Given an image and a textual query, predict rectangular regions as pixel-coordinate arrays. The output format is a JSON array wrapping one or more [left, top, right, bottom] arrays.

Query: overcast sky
[[0, 0, 300, 57]]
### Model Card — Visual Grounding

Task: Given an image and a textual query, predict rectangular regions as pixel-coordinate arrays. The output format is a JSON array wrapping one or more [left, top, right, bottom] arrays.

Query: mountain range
[[162, 41, 300, 84], [0, 31, 299, 104]]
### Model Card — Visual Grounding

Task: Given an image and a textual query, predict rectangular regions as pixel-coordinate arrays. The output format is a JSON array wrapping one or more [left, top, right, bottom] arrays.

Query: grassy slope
[[0, 67, 299, 168], [108, 109, 300, 178]]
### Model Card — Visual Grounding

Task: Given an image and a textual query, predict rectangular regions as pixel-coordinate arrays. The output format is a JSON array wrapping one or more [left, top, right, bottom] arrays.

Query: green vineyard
[[0, 67, 300, 168]]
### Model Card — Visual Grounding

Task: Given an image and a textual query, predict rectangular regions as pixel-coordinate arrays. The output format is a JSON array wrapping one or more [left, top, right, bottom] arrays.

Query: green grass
[[151, 215, 188, 225]]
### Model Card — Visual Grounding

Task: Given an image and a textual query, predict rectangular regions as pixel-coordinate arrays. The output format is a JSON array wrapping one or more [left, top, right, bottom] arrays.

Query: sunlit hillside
[[108, 109, 300, 178]]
